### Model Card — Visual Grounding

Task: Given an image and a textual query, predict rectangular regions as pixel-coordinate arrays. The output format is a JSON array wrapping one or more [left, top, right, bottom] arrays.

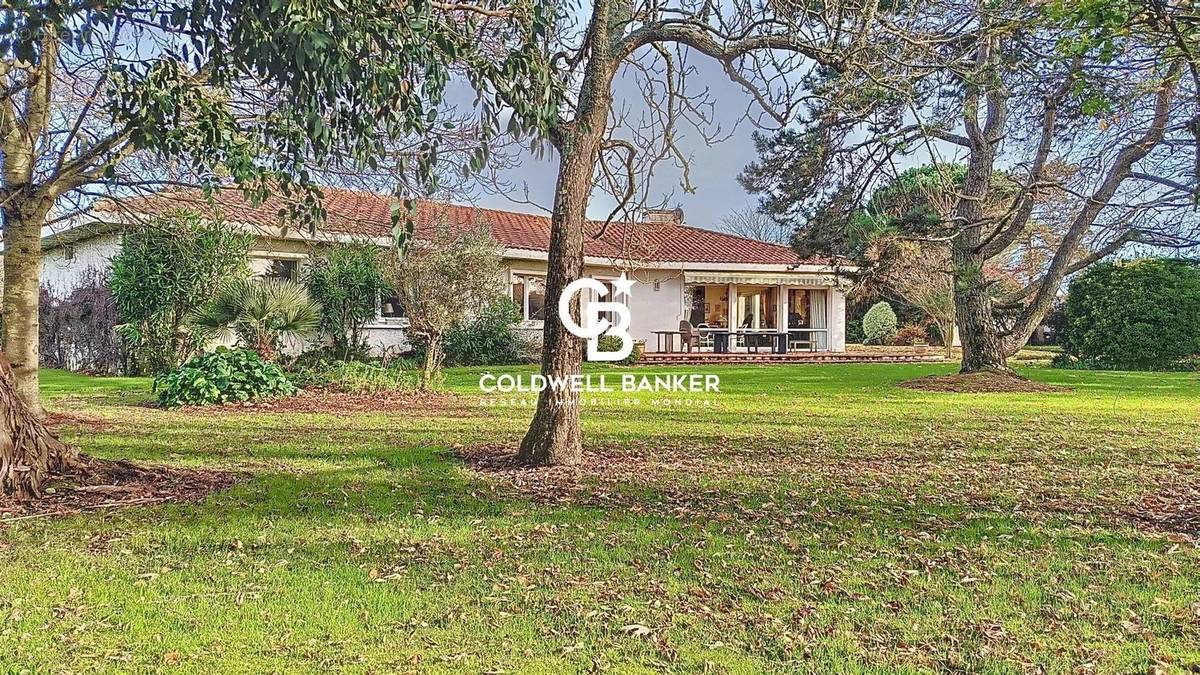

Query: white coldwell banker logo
[[559, 273, 635, 362]]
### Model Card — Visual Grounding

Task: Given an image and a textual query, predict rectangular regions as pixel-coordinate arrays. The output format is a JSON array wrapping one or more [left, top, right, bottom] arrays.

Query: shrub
[[593, 334, 642, 365], [862, 301, 898, 345], [1060, 258, 1200, 371], [891, 323, 928, 346], [154, 347, 297, 407], [109, 210, 253, 374], [845, 319, 866, 345], [39, 269, 124, 373], [192, 278, 319, 360], [305, 243, 390, 359], [442, 297, 530, 366], [288, 357, 414, 393]]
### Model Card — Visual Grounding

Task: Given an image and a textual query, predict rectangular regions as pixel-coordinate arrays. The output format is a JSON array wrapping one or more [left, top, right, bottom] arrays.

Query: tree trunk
[[952, 248, 1012, 373], [939, 313, 955, 361], [516, 0, 623, 467], [950, 54, 1011, 375], [516, 142, 594, 465], [2, 202, 48, 416], [0, 353, 79, 498], [419, 336, 443, 391]]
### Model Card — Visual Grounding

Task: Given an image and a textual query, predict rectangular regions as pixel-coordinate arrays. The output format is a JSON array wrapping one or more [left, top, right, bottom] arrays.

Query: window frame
[[262, 257, 301, 282], [367, 290, 409, 328], [511, 272, 548, 324]]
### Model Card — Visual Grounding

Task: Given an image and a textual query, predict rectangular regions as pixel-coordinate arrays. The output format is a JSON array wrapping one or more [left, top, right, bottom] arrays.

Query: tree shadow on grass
[[8, 431, 1196, 673]]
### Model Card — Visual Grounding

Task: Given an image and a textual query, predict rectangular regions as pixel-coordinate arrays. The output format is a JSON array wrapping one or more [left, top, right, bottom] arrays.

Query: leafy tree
[[384, 223, 502, 391], [109, 210, 253, 374], [192, 278, 319, 361], [506, 0, 873, 466], [844, 166, 985, 359], [740, 0, 1198, 375], [2, 0, 558, 495], [305, 243, 389, 360], [1061, 259, 1200, 370]]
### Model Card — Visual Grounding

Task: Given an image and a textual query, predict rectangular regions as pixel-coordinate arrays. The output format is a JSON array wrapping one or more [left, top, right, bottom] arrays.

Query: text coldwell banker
[[479, 373, 720, 394]]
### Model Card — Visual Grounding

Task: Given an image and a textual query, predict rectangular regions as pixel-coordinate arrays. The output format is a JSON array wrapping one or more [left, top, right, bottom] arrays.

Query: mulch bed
[[457, 443, 671, 507], [898, 371, 1070, 393], [44, 411, 112, 432], [0, 458, 239, 524], [1124, 478, 1200, 538]]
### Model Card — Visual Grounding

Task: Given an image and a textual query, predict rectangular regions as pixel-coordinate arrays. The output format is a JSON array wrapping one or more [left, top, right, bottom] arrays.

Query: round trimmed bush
[[862, 301, 898, 345], [1060, 258, 1200, 371], [154, 347, 297, 407]]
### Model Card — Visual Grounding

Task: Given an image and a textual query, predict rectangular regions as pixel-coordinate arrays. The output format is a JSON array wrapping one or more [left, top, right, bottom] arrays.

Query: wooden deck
[[637, 350, 946, 365]]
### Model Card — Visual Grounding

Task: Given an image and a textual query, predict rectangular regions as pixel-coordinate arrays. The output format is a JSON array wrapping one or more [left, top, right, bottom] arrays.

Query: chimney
[[644, 207, 684, 226]]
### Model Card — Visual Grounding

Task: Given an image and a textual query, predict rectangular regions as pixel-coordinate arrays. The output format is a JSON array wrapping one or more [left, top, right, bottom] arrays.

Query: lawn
[[2, 363, 1198, 673]]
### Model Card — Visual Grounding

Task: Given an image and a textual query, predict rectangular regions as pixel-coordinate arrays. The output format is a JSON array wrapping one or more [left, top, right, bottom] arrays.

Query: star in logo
[[611, 273, 635, 299]]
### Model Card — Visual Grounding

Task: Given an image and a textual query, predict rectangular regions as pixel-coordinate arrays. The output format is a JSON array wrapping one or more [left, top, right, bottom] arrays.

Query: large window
[[735, 286, 778, 329], [787, 289, 810, 327], [683, 285, 729, 327], [511, 274, 546, 321]]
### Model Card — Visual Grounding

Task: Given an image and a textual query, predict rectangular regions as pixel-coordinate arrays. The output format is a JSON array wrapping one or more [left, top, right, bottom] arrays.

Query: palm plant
[[192, 278, 319, 360]]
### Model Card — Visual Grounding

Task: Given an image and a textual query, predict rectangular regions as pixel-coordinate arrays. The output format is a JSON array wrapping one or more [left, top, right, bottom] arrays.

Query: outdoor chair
[[679, 320, 700, 352]]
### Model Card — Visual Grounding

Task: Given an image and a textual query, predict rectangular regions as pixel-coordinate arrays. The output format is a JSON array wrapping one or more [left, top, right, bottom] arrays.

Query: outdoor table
[[779, 328, 827, 353], [707, 329, 733, 353], [651, 330, 679, 353], [738, 329, 776, 353]]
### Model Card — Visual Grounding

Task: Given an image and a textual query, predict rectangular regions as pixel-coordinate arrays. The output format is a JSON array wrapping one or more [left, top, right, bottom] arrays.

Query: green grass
[[2, 363, 1199, 673]]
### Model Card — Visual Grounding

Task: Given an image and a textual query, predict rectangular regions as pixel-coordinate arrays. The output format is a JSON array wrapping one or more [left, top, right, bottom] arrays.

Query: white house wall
[[41, 233, 122, 296], [623, 271, 687, 344], [39, 234, 849, 357]]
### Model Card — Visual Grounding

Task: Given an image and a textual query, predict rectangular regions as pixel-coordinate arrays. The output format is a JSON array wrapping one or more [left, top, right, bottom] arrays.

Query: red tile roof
[[96, 186, 835, 266]]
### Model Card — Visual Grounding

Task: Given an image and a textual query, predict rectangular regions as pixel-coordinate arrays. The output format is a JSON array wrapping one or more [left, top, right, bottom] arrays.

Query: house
[[38, 187, 854, 355]]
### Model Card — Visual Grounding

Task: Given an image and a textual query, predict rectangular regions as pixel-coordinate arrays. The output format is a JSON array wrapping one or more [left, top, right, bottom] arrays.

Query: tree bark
[[419, 336, 444, 391], [952, 247, 1012, 373], [0, 353, 79, 498], [516, 142, 594, 465], [518, 1, 621, 466], [951, 38, 1012, 374], [2, 202, 49, 415]]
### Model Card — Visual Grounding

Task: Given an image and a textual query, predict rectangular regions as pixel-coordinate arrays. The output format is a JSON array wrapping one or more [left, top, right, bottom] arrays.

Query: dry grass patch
[[898, 371, 1069, 393], [1, 458, 238, 523]]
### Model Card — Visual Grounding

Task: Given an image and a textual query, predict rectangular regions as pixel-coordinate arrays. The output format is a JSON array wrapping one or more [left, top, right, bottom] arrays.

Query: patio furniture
[[742, 330, 773, 353], [651, 330, 679, 353], [678, 320, 700, 352], [786, 328, 823, 352], [708, 329, 733, 353], [696, 323, 715, 349]]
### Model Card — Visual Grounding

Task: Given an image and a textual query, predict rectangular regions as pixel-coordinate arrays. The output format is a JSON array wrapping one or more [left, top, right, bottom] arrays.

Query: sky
[[466, 58, 771, 232]]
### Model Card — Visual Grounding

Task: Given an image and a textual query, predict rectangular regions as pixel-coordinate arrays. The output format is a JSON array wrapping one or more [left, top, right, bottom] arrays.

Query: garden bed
[[898, 371, 1070, 393], [0, 458, 238, 524], [170, 387, 466, 415]]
